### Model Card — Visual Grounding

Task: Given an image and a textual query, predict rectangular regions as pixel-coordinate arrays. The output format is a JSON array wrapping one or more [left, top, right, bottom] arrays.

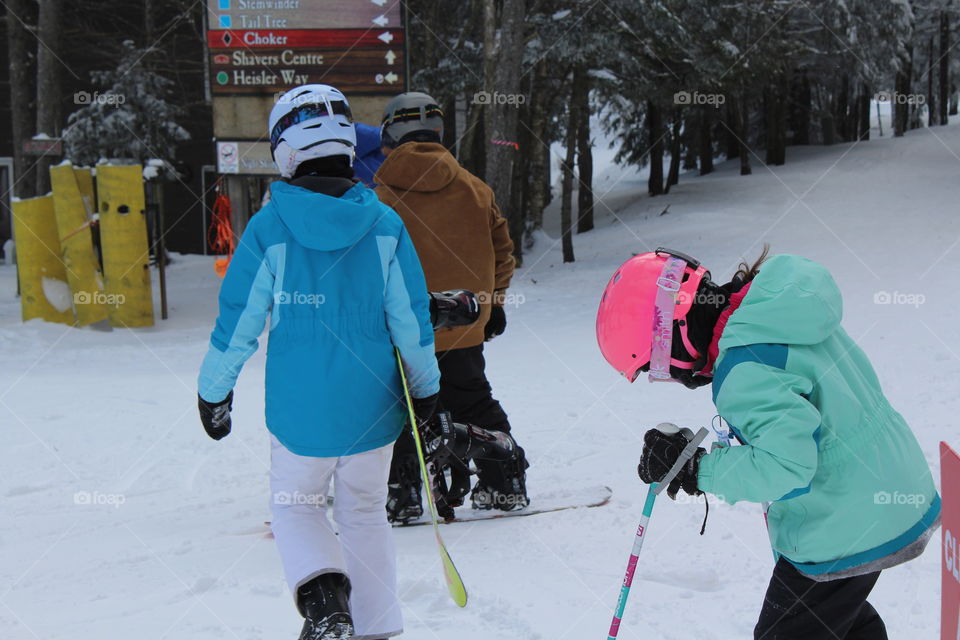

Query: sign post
[[943, 442, 960, 640]]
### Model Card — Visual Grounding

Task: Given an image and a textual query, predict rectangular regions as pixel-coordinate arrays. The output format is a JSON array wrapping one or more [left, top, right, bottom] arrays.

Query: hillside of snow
[[1, 120, 958, 639]]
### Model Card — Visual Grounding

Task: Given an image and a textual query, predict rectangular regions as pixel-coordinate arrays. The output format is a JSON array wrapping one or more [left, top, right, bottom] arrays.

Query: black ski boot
[[386, 429, 423, 524], [297, 573, 352, 640], [472, 446, 530, 512]]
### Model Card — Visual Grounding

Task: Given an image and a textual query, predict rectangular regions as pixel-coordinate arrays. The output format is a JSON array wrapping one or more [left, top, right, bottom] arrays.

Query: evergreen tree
[[63, 40, 189, 167]]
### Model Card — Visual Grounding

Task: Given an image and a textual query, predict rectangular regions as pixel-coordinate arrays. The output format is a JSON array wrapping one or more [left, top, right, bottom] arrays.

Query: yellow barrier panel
[[73, 167, 96, 216], [49, 163, 108, 326], [97, 165, 154, 328], [11, 196, 74, 324]]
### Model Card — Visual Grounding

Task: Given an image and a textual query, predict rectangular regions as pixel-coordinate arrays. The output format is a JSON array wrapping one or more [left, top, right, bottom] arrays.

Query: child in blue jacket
[[197, 84, 439, 640]]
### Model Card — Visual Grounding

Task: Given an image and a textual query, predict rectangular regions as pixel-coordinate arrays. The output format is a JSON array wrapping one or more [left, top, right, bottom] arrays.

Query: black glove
[[198, 391, 233, 441], [411, 392, 439, 428], [430, 290, 481, 329], [484, 304, 507, 341], [637, 427, 705, 499]]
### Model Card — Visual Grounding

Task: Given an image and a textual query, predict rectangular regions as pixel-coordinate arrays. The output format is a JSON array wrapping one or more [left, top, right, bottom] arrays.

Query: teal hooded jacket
[[697, 255, 939, 580]]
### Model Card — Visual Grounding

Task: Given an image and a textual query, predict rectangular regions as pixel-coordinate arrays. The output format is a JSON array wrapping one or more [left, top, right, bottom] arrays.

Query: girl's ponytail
[[735, 244, 770, 283]]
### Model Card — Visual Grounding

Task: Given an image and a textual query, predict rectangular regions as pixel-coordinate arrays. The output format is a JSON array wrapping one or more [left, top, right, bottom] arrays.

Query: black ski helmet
[[380, 92, 444, 148]]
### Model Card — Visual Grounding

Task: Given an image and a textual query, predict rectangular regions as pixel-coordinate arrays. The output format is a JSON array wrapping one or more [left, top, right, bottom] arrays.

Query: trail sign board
[[207, 0, 407, 175], [206, 0, 406, 96]]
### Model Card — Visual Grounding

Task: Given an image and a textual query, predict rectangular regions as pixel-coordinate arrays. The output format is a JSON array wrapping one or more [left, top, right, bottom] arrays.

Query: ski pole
[[396, 349, 468, 608], [607, 427, 708, 640]]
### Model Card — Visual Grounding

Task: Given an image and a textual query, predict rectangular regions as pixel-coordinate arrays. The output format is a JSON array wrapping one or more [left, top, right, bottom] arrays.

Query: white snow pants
[[269, 435, 402, 639]]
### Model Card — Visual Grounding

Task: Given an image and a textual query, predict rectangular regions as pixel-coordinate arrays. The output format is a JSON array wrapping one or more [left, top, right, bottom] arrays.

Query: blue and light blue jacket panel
[[198, 180, 439, 457], [697, 255, 940, 578]]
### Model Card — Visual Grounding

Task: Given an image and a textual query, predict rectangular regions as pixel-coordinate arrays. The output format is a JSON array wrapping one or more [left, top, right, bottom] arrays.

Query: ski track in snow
[[1, 119, 958, 639]]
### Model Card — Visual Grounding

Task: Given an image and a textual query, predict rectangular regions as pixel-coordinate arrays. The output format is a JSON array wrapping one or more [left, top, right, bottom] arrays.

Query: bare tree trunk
[[857, 84, 870, 141], [483, 0, 525, 254], [680, 114, 696, 171], [509, 141, 525, 263], [823, 112, 836, 145], [526, 60, 549, 233], [515, 75, 536, 251], [940, 10, 950, 125], [789, 70, 811, 145], [737, 93, 751, 175], [35, 0, 64, 194], [647, 101, 664, 196], [442, 96, 457, 152], [560, 102, 576, 263], [837, 75, 850, 141], [698, 106, 714, 175], [665, 109, 681, 191], [764, 77, 786, 165], [722, 102, 738, 159], [894, 51, 911, 137], [144, 0, 154, 45], [459, 99, 485, 177], [6, 0, 38, 197], [574, 66, 593, 233], [927, 37, 936, 127]]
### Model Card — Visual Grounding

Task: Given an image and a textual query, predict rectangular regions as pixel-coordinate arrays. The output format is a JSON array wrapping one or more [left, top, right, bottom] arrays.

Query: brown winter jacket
[[375, 142, 516, 351]]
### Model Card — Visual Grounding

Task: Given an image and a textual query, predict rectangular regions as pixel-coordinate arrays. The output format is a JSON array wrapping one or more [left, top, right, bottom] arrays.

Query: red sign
[[207, 28, 403, 49], [22, 138, 63, 156], [943, 442, 960, 640]]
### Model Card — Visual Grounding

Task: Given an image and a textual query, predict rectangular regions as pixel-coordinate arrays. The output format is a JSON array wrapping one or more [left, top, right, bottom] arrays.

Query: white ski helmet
[[269, 84, 357, 178]]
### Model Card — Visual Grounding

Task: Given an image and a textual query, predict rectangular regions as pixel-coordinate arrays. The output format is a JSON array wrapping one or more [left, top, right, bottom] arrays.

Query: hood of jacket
[[354, 122, 384, 159], [718, 254, 843, 351], [269, 179, 384, 251], [375, 142, 459, 193]]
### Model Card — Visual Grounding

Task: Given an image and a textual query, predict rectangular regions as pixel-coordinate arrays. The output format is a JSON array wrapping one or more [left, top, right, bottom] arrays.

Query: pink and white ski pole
[[607, 426, 709, 639]]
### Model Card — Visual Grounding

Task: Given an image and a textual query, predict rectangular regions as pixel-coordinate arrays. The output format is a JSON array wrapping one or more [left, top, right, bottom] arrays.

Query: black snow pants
[[435, 344, 510, 431], [754, 557, 888, 640]]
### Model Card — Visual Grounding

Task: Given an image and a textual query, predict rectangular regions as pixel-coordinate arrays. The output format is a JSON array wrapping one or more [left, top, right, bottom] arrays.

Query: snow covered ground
[[1, 119, 958, 639]]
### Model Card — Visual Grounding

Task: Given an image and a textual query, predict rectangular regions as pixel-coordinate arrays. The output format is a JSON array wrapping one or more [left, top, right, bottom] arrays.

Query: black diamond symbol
[[222, 32, 232, 46]]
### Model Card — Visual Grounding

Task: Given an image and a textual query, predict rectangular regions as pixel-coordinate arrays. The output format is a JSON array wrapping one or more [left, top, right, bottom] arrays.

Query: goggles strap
[[270, 100, 353, 150], [648, 256, 685, 382]]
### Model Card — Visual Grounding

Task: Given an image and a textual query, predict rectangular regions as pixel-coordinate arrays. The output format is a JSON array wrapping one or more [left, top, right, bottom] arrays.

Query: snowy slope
[[1, 121, 958, 640]]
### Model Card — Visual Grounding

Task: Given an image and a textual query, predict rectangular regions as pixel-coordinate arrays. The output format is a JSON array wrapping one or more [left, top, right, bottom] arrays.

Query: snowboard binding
[[421, 412, 528, 519], [386, 439, 424, 525]]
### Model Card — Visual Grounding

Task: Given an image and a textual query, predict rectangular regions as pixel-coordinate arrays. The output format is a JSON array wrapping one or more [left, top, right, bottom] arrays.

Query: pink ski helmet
[[596, 248, 709, 383]]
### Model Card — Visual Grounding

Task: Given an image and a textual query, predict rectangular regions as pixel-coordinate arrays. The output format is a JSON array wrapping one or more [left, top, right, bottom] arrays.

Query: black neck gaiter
[[669, 275, 747, 389]]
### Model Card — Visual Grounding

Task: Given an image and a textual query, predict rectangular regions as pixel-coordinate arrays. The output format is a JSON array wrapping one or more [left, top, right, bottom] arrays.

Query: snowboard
[[262, 485, 612, 532], [397, 484, 612, 527]]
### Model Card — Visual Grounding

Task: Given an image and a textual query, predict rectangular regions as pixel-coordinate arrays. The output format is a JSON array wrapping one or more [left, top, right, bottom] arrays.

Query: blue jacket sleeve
[[383, 225, 440, 399], [198, 218, 276, 402]]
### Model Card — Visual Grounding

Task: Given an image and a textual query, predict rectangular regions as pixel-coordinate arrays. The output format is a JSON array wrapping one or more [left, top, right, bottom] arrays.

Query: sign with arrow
[[207, 0, 401, 31], [210, 47, 405, 94]]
